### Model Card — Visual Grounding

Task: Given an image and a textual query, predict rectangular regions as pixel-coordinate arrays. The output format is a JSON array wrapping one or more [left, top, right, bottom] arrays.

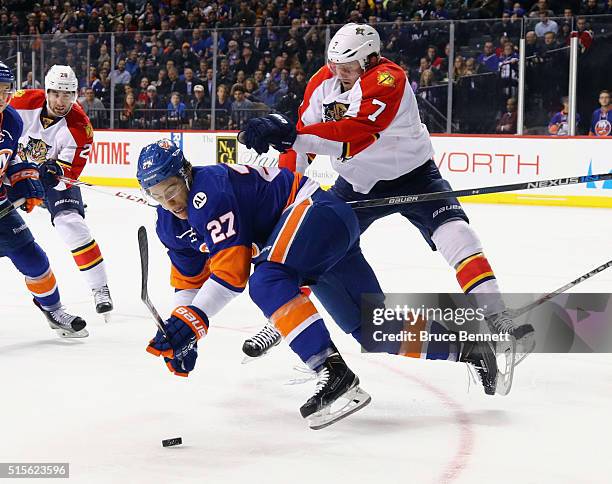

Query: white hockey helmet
[[327, 23, 381, 70], [45, 65, 78, 99]]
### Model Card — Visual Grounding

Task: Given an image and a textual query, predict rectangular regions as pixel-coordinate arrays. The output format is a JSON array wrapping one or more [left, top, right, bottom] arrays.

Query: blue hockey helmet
[[0, 61, 15, 89], [136, 139, 187, 190]]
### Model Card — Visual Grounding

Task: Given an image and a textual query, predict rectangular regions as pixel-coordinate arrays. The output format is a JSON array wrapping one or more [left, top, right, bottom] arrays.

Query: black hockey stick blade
[[137, 226, 168, 337], [349, 172, 612, 209]]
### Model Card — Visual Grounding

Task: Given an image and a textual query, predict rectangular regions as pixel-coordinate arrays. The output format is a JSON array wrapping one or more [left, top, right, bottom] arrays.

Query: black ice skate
[[33, 299, 89, 338], [93, 285, 113, 321], [241, 323, 282, 363], [300, 352, 371, 430], [459, 338, 515, 396], [486, 311, 535, 365]]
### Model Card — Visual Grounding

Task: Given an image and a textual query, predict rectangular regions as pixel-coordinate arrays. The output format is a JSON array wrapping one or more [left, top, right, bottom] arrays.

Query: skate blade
[[307, 386, 372, 430], [240, 340, 281, 364], [102, 313, 112, 324], [53, 327, 89, 339], [495, 338, 516, 396], [514, 332, 536, 366]]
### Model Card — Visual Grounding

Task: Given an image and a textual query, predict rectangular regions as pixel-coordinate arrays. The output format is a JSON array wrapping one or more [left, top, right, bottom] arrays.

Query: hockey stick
[[509, 259, 612, 319], [0, 198, 25, 219], [349, 173, 612, 209], [137, 225, 168, 338], [59, 175, 156, 207]]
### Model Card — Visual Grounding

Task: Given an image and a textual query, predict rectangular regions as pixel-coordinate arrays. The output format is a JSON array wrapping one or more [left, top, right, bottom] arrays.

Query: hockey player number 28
[[368, 99, 387, 122], [207, 211, 236, 243]]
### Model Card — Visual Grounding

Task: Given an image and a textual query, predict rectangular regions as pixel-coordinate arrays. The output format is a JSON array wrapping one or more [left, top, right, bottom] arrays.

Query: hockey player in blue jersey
[[0, 62, 87, 338], [137, 140, 507, 429]]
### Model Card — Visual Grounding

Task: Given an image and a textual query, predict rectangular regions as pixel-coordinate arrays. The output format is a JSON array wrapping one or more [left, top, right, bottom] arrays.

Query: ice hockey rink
[[1, 189, 611, 484]]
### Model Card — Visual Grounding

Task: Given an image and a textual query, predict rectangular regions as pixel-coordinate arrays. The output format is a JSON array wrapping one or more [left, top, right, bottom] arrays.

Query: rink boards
[[82, 130, 612, 208]]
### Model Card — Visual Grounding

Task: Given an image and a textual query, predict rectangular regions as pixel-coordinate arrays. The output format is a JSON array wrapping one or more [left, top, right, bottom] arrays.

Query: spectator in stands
[[499, 41, 519, 100], [226, 40, 242, 67], [136, 77, 149, 106], [190, 85, 209, 129], [288, 70, 307, 99], [492, 11, 521, 38], [412, 57, 432, 84], [214, 84, 233, 129], [217, 59, 235, 88], [452, 56, 467, 80], [230, 84, 255, 129], [98, 43, 110, 66], [235, 43, 259, 76], [548, 97, 580, 135], [495, 97, 518, 133], [251, 25, 269, 53], [581, 0, 604, 15], [528, 0, 554, 18], [575, 17, 594, 53], [589, 90, 612, 136], [182, 68, 202, 99], [244, 78, 260, 102], [542, 31, 559, 51], [167, 67, 186, 97], [79, 88, 107, 128], [524, 30, 539, 57], [118, 91, 141, 128], [142, 85, 165, 128], [153, 69, 171, 99], [535, 12, 559, 38], [167, 92, 187, 129], [301, 49, 322, 79], [477, 41, 501, 72], [253, 78, 287, 109], [178, 42, 199, 70], [110, 59, 131, 85], [21, 71, 41, 89]]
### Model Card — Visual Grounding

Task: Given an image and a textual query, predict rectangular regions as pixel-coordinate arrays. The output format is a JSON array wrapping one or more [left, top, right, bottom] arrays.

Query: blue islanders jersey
[[590, 108, 612, 136], [0, 105, 24, 205], [549, 111, 580, 136], [155, 205, 210, 291], [188, 164, 318, 290]]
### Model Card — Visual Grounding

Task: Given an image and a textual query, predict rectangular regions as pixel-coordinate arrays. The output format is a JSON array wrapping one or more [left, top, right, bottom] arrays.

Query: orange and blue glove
[[7, 162, 45, 213], [146, 305, 208, 377]]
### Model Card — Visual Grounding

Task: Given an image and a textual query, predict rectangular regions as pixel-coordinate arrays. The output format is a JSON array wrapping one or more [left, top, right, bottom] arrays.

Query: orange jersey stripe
[[210, 245, 252, 289], [170, 260, 211, 290], [283, 172, 303, 210], [399, 315, 428, 359], [271, 294, 319, 338], [269, 198, 312, 264], [26, 269, 57, 296]]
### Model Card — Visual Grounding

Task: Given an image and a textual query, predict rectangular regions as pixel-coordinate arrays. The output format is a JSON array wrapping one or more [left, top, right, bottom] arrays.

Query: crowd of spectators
[[1, 0, 611, 133]]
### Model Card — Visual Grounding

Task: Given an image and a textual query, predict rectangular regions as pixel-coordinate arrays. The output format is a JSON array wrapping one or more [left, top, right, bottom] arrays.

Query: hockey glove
[[241, 113, 297, 154], [6, 162, 45, 213], [146, 305, 208, 360], [164, 344, 198, 377], [38, 160, 64, 189]]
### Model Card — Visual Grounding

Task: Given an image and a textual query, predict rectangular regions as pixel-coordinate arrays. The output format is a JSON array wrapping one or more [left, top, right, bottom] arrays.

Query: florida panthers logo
[[18, 137, 52, 165], [323, 101, 349, 122]]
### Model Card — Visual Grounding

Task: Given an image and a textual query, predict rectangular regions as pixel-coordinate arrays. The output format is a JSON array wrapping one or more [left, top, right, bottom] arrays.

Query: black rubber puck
[[162, 437, 182, 447]]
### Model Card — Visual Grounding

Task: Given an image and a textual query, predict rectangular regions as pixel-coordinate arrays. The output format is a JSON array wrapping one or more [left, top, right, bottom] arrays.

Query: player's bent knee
[[53, 210, 93, 247], [249, 262, 300, 316], [432, 219, 483, 267]]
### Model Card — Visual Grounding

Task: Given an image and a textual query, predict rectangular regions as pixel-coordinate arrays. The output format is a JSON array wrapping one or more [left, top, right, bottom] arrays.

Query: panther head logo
[[18, 137, 52, 165], [323, 101, 349, 122]]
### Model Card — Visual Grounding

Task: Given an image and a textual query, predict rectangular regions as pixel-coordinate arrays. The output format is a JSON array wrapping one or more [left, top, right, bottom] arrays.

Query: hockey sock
[[432, 220, 505, 315], [270, 294, 335, 370], [54, 211, 108, 290], [392, 316, 459, 361], [8, 241, 61, 310]]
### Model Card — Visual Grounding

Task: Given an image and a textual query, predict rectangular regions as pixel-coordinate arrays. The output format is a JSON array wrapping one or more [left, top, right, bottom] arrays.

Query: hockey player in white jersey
[[10, 66, 113, 318], [240, 23, 534, 364]]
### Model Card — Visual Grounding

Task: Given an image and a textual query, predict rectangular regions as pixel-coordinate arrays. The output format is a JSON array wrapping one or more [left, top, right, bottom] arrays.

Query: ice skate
[[34, 299, 88, 338], [460, 338, 515, 396], [486, 311, 535, 365], [93, 284, 113, 322], [241, 323, 282, 363], [300, 353, 371, 430]]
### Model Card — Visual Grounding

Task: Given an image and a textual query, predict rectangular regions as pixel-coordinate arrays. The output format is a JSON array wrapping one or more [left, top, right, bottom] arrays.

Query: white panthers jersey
[[10, 89, 93, 182], [283, 58, 434, 194]]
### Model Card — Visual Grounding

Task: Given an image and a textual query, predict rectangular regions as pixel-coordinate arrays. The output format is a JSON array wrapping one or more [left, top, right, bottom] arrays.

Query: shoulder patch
[[13, 90, 25, 98], [85, 122, 93, 138], [376, 70, 396, 87], [193, 192, 207, 209]]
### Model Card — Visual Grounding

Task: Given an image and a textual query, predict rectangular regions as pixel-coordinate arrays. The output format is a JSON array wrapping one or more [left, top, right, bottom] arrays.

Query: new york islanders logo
[[594, 119, 611, 136], [323, 101, 349, 122], [18, 137, 52, 165], [0, 148, 13, 178]]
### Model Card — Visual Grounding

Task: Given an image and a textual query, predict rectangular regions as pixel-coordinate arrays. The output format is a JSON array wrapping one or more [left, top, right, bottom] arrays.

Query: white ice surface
[[1, 191, 611, 484]]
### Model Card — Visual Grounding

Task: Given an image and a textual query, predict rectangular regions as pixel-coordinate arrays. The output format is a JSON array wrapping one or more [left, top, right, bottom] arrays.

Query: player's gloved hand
[[6, 162, 45, 213], [38, 160, 64, 188], [163, 344, 198, 377], [240, 113, 297, 154], [146, 305, 208, 361]]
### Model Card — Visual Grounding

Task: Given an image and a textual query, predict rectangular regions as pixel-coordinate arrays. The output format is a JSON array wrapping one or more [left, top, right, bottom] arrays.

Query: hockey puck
[[162, 437, 182, 447]]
